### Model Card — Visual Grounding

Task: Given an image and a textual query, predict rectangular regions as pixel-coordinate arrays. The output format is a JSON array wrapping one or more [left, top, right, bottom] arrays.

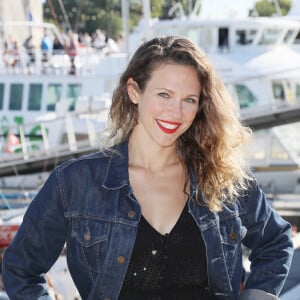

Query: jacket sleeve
[[240, 178, 293, 298], [2, 168, 67, 300], [239, 289, 279, 299]]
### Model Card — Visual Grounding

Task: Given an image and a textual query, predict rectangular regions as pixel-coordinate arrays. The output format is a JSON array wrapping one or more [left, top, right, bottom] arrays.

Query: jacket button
[[128, 210, 136, 218], [84, 231, 91, 241], [117, 256, 126, 264], [229, 231, 237, 240]]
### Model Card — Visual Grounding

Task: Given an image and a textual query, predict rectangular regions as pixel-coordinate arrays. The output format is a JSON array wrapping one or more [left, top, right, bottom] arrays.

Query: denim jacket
[[2, 139, 293, 300]]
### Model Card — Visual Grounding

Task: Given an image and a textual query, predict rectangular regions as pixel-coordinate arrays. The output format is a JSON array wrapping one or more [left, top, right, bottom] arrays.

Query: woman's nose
[[169, 100, 182, 118]]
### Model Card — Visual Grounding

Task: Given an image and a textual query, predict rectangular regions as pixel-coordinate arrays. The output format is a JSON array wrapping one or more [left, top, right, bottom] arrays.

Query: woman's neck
[[128, 131, 180, 172]]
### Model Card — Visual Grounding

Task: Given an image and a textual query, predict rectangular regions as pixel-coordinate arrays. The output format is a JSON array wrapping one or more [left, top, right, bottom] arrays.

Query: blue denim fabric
[[239, 289, 279, 300], [2, 139, 293, 300]]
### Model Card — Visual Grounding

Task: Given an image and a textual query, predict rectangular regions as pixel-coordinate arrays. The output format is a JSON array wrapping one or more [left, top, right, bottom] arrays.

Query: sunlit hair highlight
[[107, 36, 252, 211]]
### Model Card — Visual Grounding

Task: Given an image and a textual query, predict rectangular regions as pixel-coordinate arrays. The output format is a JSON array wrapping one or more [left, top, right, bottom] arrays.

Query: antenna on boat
[[272, 0, 283, 16], [121, 0, 130, 62], [168, 3, 185, 19], [57, 0, 72, 30], [142, 0, 151, 25], [47, 0, 60, 28], [190, 0, 202, 18]]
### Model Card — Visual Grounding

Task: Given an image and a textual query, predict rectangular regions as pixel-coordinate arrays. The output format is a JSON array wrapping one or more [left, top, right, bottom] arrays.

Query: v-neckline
[[140, 202, 188, 237]]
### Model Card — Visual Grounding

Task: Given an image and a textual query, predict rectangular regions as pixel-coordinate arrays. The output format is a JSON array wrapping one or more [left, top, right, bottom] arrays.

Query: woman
[[2, 36, 293, 300]]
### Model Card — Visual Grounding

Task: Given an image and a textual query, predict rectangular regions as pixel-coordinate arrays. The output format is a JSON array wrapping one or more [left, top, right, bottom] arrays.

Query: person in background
[[41, 31, 53, 66], [23, 34, 35, 71], [2, 36, 293, 300], [3, 36, 19, 70], [52, 36, 64, 54], [65, 31, 79, 75], [92, 29, 106, 50]]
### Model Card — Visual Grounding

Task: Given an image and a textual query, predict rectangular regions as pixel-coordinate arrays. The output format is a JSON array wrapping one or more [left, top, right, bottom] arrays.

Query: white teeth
[[157, 120, 178, 129]]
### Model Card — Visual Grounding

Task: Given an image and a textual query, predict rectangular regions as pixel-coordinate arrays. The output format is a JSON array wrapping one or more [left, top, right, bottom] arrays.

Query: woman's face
[[128, 63, 201, 148]]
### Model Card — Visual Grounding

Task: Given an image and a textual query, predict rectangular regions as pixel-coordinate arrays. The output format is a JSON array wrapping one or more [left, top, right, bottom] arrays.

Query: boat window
[[186, 29, 198, 45], [246, 131, 267, 161], [218, 28, 229, 50], [283, 29, 294, 44], [187, 28, 213, 50], [272, 81, 285, 103], [47, 84, 62, 111], [271, 135, 289, 160], [9, 84, 23, 110], [296, 84, 300, 99], [0, 84, 4, 110], [67, 84, 82, 111], [275, 123, 300, 161], [236, 30, 256, 45], [28, 84, 42, 111], [250, 30, 257, 41], [235, 84, 258, 108], [258, 28, 282, 45], [285, 81, 294, 104], [236, 30, 247, 45], [154, 26, 185, 37], [293, 30, 300, 44]]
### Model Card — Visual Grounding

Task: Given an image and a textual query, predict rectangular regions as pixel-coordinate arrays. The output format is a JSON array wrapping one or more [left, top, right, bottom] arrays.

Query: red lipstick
[[156, 119, 181, 134]]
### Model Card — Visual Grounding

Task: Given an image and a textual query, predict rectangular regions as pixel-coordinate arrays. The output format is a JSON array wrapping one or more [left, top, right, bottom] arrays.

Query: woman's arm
[[2, 169, 67, 299], [240, 179, 293, 299]]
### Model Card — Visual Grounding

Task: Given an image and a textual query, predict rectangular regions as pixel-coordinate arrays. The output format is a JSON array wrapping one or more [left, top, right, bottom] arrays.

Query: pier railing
[[0, 108, 109, 176], [240, 101, 300, 130]]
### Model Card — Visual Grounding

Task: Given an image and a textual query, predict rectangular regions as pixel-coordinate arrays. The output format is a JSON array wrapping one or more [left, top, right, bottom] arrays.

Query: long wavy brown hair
[[107, 36, 252, 211]]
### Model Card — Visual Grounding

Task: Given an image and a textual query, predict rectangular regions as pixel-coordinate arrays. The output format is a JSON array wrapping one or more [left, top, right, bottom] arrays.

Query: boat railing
[[1, 98, 300, 174], [239, 98, 300, 130], [0, 47, 126, 76], [0, 107, 109, 166], [1, 83, 300, 176], [239, 98, 300, 118]]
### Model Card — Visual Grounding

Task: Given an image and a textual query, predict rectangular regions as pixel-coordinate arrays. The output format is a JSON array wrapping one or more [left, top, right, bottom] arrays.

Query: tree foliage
[[43, 0, 196, 38], [44, 0, 130, 39], [43, 0, 292, 40], [254, 0, 291, 16]]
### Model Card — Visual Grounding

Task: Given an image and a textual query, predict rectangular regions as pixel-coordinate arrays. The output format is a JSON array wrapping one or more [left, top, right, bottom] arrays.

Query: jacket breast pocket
[[70, 217, 110, 271], [219, 216, 247, 277]]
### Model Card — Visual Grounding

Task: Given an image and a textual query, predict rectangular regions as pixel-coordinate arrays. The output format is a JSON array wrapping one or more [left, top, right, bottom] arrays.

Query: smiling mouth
[[156, 119, 181, 134]]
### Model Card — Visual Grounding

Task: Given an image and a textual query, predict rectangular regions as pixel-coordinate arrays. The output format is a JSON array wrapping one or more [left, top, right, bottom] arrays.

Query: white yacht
[[1, 0, 300, 192], [248, 123, 300, 195]]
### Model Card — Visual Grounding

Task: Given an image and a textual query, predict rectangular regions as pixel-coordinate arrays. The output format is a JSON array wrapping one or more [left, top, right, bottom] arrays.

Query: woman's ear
[[127, 78, 140, 104]]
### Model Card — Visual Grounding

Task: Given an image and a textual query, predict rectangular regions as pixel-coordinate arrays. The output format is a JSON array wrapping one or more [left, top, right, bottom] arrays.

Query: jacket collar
[[101, 138, 203, 199], [102, 138, 130, 190]]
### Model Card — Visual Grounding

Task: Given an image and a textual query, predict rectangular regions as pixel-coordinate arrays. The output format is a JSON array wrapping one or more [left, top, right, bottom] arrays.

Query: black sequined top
[[118, 203, 216, 300]]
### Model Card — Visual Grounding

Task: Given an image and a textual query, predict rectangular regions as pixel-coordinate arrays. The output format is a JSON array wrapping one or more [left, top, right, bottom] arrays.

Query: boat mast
[[273, 0, 283, 16], [47, 0, 60, 28], [121, 0, 130, 61], [142, 0, 151, 25], [56, 0, 72, 31]]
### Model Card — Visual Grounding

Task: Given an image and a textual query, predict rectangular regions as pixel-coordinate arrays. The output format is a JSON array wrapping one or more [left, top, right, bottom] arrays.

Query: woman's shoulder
[[57, 150, 109, 170], [55, 141, 127, 175], [218, 176, 262, 216]]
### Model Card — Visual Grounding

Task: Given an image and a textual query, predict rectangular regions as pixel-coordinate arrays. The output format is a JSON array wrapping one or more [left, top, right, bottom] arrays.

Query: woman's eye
[[185, 98, 197, 104], [158, 92, 169, 98]]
